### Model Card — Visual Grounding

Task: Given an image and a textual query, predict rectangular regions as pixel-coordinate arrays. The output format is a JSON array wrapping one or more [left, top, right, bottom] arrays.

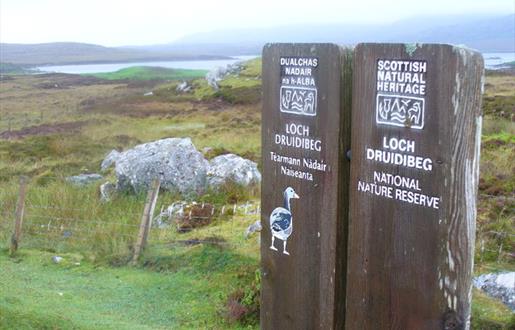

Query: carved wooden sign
[[261, 43, 351, 329], [346, 43, 483, 329]]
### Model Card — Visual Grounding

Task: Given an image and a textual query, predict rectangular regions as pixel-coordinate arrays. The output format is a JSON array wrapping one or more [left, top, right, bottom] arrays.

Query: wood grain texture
[[345, 43, 483, 330], [131, 179, 160, 264], [260, 43, 352, 329], [10, 176, 28, 256]]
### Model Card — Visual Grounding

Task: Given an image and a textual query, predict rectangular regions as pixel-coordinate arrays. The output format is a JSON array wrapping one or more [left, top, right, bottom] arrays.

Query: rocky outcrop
[[100, 150, 121, 172], [474, 272, 515, 311], [206, 154, 261, 189], [115, 138, 208, 195], [176, 81, 191, 93], [66, 173, 103, 186], [205, 62, 243, 90], [100, 138, 260, 196]]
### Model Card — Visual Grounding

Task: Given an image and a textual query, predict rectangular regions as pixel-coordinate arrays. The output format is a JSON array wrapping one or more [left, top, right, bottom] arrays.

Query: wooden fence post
[[260, 43, 352, 329], [144, 179, 160, 240], [346, 43, 483, 329], [131, 179, 160, 265], [10, 176, 28, 256]]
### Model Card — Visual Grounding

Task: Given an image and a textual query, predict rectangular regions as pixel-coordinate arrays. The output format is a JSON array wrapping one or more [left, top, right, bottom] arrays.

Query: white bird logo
[[269, 187, 299, 255]]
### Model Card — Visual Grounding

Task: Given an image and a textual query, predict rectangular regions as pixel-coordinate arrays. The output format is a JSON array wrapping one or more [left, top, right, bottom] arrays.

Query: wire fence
[[1, 176, 262, 262], [478, 230, 515, 264], [1, 176, 512, 265]]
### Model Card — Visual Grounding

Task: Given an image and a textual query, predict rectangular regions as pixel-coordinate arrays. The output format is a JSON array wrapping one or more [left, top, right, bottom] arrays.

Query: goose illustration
[[269, 187, 299, 255]]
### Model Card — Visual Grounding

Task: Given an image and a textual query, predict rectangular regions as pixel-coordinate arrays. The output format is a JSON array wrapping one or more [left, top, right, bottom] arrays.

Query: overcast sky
[[1, 0, 512, 46]]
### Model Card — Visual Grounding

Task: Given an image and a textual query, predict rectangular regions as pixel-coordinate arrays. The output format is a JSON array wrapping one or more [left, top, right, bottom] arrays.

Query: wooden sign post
[[346, 44, 483, 329], [261, 43, 351, 329]]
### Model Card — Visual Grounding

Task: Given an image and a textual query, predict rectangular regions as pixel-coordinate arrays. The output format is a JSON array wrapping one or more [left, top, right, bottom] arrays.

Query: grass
[[85, 66, 208, 81], [0, 179, 261, 329], [0, 247, 259, 329], [0, 69, 261, 179], [471, 289, 515, 329], [0, 61, 263, 328], [477, 71, 515, 271], [216, 58, 262, 104], [0, 60, 514, 329], [0, 111, 261, 183]]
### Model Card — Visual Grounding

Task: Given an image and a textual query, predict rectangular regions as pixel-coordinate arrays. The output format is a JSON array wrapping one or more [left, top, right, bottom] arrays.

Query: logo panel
[[280, 86, 317, 116], [376, 94, 425, 129]]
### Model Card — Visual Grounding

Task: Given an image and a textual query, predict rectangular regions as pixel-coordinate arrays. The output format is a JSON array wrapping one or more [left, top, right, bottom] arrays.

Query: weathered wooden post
[[131, 179, 160, 265], [261, 43, 352, 329], [346, 43, 483, 329], [10, 176, 28, 256]]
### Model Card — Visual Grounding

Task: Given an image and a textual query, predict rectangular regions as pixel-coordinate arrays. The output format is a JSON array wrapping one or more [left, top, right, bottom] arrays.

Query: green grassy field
[[85, 66, 209, 81], [0, 244, 259, 329], [0, 58, 513, 329]]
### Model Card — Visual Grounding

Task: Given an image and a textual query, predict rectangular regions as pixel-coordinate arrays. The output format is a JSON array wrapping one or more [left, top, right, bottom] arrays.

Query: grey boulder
[[474, 272, 515, 311], [101, 150, 121, 172], [176, 81, 192, 93], [115, 138, 208, 195], [52, 256, 63, 263], [206, 153, 261, 189], [205, 62, 243, 90], [66, 173, 103, 186]]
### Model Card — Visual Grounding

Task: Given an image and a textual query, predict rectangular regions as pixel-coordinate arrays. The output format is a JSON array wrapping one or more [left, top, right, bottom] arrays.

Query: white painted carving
[[376, 94, 425, 129]]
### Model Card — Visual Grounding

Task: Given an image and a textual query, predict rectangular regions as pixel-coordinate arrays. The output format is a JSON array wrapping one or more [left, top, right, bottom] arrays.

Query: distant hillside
[[396, 14, 515, 52], [0, 42, 230, 66], [2, 14, 512, 66], [141, 14, 514, 54]]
